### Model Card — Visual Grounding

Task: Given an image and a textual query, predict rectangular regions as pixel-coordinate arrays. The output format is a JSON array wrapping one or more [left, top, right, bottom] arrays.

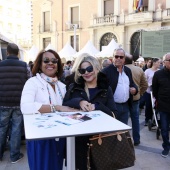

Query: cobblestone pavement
[[0, 110, 170, 170]]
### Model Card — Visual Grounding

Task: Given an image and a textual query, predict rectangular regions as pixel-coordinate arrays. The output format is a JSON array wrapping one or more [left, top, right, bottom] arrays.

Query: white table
[[23, 111, 131, 170]]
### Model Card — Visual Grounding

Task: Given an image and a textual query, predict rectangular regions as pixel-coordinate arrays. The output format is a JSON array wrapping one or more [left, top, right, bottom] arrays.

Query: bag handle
[[87, 143, 93, 170], [89, 131, 128, 140]]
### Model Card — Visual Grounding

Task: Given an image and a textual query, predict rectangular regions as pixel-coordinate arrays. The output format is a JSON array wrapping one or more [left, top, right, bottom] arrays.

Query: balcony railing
[[91, 9, 170, 27], [93, 13, 116, 25], [162, 9, 170, 20], [125, 11, 153, 24], [65, 21, 82, 31], [38, 24, 54, 33], [167, 9, 170, 16]]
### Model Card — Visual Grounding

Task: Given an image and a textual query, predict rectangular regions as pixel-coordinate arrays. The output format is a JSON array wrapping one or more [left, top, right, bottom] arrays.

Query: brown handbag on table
[[87, 113, 135, 170]]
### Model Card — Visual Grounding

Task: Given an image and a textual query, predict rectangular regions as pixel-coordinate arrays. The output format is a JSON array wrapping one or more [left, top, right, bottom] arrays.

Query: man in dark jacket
[[152, 53, 170, 158], [0, 43, 28, 163], [102, 48, 138, 124]]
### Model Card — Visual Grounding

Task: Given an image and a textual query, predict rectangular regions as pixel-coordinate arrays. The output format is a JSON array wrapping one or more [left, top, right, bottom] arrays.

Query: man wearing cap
[[0, 43, 28, 163]]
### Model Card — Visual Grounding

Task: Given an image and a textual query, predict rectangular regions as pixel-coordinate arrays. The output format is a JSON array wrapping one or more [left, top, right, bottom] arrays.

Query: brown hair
[[150, 58, 160, 67], [32, 49, 63, 78], [7, 43, 19, 55]]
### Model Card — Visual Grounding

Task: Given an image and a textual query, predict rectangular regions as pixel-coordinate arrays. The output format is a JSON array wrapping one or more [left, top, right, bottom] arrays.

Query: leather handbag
[[87, 131, 135, 170]]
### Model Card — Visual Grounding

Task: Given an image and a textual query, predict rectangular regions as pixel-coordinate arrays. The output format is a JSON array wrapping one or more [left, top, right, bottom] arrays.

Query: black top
[[102, 64, 138, 107], [152, 67, 170, 113], [63, 72, 118, 117], [0, 55, 28, 107]]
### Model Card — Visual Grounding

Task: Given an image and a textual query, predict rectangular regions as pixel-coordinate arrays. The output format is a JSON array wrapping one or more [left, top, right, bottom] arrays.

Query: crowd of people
[[0, 43, 170, 170]]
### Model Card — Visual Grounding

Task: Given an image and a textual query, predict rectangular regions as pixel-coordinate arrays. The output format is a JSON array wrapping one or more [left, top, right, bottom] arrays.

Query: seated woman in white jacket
[[20, 49, 77, 170]]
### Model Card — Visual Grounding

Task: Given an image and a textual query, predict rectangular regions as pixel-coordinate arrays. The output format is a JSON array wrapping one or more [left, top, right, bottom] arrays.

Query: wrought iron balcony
[[65, 21, 82, 31], [38, 24, 53, 33]]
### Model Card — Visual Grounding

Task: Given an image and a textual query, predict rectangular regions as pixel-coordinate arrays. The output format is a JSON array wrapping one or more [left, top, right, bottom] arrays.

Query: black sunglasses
[[78, 65, 93, 74], [43, 58, 58, 64], [115, 55, 124, 59]]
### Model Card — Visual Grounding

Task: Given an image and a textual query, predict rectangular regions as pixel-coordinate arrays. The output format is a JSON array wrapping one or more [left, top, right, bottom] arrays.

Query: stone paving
[[0, 110, 170, 170]]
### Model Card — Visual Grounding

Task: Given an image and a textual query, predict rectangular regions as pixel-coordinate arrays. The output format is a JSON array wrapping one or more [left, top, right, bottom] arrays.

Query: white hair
[[163, 53, 170, 61]]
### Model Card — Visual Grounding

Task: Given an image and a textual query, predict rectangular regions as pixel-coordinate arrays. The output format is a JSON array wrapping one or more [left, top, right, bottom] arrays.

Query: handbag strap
[[87, 143, 93, 170], [89, 131, 129, 141]]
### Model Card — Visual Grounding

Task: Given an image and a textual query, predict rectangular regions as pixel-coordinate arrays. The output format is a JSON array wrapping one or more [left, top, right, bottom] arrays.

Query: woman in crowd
[[63, 54, 117, 170], [20, 49, 77, 170], [144, 58, 160, 126], [64, 53, 90, 90]]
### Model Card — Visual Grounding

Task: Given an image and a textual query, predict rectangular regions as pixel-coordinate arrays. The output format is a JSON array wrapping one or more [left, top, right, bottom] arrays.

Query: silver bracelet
[[50, 105, 53, 113], [52, 105, 56, 112]]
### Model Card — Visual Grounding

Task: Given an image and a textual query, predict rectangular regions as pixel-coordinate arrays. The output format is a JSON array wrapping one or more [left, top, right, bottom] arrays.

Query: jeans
[[139, 93, 146, 109], [0, 108, 23, 161], [115, 102, 129, 125], [160, 111, 170, 151], [130, 100, 140, 143], [144, 92, 153, 122]]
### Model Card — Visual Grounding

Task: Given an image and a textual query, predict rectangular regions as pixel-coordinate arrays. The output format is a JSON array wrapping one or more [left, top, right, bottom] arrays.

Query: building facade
[[32, 0, 170, 59], [0, 0, 32, 49]]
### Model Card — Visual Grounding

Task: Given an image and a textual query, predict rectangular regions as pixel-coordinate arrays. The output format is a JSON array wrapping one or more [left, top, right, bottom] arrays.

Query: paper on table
[[32, 112, 101, 128]]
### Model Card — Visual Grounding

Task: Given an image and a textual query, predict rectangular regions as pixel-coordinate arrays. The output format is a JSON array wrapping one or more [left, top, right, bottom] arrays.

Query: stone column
[[129, 0, 134, 13], [166, 0, 170, 8], [114, 0, 120, 16], [148, 0, 155, 11]]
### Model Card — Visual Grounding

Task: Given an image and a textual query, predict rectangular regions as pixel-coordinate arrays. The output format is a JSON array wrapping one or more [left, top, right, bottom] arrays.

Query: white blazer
[[20, 73, 66, 114]]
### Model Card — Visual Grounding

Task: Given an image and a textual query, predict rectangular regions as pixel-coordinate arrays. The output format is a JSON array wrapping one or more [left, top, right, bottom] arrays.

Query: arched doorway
[[100, 32, 118, 51], [130, 32, 140, 61]]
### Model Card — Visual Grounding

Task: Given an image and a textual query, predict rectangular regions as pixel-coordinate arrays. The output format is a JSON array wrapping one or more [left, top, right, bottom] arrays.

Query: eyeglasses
[[114, 55, 124, 59], [164, 59, 170, 62], [43, 58, 58, 64], [78, 65, 93, 74]]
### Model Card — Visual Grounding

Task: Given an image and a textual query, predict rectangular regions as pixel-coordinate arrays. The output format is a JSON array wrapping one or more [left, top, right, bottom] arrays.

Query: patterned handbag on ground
[[87, 131, 135, 170]]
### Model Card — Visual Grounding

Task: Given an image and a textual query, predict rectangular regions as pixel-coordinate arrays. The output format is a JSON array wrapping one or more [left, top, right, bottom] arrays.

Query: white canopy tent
[[27, 45, 39, 61], [45, 43, 55, 51], [0, 32, 26, 61], [74, 40, 99, 57], [58, 42, 77, 61], [136, 57, 144, 62], [96, 39, 119, 57]]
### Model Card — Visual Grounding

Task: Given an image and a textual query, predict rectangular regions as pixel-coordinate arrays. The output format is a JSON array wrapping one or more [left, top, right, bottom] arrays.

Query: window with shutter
[[104, 0, 114, 15], [43, 11, 50, 32]]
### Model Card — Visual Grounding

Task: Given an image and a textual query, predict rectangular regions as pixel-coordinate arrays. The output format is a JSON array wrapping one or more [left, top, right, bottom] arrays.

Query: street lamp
[[65, 22, 77, 169], [66, 22, 78, 51]]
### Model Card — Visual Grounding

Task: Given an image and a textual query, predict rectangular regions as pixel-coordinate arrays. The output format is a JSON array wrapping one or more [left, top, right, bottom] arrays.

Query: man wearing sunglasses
[[152, 53, 170, 158], [102, 48, 138, 125]]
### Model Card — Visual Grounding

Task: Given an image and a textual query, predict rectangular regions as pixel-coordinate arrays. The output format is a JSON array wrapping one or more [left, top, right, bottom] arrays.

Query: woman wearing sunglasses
[[63, 54, 117, 170], [20, 50, 77, 170]]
